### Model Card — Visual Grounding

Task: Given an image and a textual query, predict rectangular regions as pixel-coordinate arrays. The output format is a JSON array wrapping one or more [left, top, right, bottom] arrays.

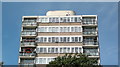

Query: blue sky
[[2, 2, 118, 65]]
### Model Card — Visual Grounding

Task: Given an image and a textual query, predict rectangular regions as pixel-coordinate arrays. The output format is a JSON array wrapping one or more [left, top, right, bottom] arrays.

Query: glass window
[[55, 48, 58, 53], [66, 37, 70, 42], [63, 17, 66, 22], [60, 17, 63, 22], [52, 37, 55, 42], [77, 17, 81, 22], [47, 58, 51, 64], [42, 58, 46, 64], [75, 47, 78, 53], [48, 48, 51, 53], [67, 48, 70, 53], [71, 27, 75, 32], [71, 48, 74, 53], [75, 17, 77, 22], [75, 27, 78, 32], [60, 48, 62, 53], [52, 18, 55, 22], [63, 47, 66, 53], [79, 37, 81, 42], [51, 48, 54, 53], [48, 37, 51, 43], [75, 37, 78, 42], [44, 37, 47, 42], [71, 37, 75, 42], [60, 37, 64, 42], [56, 18, 59, 22], [49, 27, 52, 32], [40, 48, 43, 53], [44, 48, 47, 53], [55, 37, 59, 42], [40, 37, 43, 42], [79, 48, 81, 53], [63, 37, 66, 42]]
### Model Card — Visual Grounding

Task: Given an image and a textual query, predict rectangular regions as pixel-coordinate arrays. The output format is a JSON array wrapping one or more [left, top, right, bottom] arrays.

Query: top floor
[[22, 10, 98, 23]]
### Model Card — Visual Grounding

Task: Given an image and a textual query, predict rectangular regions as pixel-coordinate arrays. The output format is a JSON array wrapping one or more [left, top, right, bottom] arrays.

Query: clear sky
[[2, 2, 118, 65]]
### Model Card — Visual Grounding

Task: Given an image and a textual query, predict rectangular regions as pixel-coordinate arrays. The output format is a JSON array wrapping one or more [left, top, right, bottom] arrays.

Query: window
[[37, 26, 81, 33], [55, 48, 58, 53], [44, 48, 47, 53], [60, 37, 64, 42], [36, 46, 82, 54], [48, 48, 51, 53], [51, 48, 54, 53], [36, 58, 55, 64], [36, 36, 81, 43], [63, 47, 66, 53], [71, 37, 75, 42], [79, 48, 81, 53], [71, 27, 75, 32], [48, 37, 52, 43], [49, 27, 52, 32], [75, 47, 78, 53], [71, 48, 74, 53], [44, 37, 47, 42], [84, 48, 98, 56], [40, 37, 43, 42], [52, 37, 55, 42], [75, 37, 78, 42], [75, 17, 77, 22], [21, 59, 34, 64], [40, 48, 43, 53], [63, 37, 66, 42], [60, 48, 63, 53]]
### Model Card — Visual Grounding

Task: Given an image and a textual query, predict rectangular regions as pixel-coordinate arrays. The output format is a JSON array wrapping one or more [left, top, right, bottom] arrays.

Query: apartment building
[[18, 10, 100, 66]]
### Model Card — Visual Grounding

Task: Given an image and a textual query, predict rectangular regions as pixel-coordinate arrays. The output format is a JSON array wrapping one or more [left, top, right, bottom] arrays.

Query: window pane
[[71, 48, 74, 53]]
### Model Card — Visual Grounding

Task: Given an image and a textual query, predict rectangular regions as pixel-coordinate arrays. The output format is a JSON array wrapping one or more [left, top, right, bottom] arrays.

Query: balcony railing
[[21, 42, 36, 46], [22, 21, 37, 26], [83, 31, 97, 35], [20, 53, 36, 56], [85, 52, 99, 56], [20, 60, 35, 64], [82, 19, 97, 25], [21, 31, 36, 36], [83, 42, 98, 45]]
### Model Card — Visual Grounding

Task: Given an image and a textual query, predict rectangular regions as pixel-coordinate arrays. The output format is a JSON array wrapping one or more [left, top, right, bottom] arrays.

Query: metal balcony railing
[[20, 61, 35, 64], [85, 52, 99, 56], [21, 42, 36, 46], [82, 19, 97, 25], [83, 42, 98, 45], [22, 21, 37, 26], [21, 31, 36, 36], [83, 31, 97, 35], [20, 53, 36, 56]]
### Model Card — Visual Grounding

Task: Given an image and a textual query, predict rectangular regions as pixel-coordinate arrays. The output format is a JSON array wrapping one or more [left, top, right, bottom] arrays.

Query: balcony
[[83, 31, 97, 35], [82, 19, 97, 25], [83, 48, 99, 56], [83, 42, 98, 47], [21, 31, 37, 37], [21, 42, 36, 47], [20, 59, 35, 64], [22, 21, 37, 27], [19, 53, 36, 58], [83, 41, 98, 45], [85, 52, 99, 56]]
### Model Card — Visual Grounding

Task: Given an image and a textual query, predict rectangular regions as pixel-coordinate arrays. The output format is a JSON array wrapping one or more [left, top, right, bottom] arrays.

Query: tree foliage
[[47, 53, 101, 67]]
